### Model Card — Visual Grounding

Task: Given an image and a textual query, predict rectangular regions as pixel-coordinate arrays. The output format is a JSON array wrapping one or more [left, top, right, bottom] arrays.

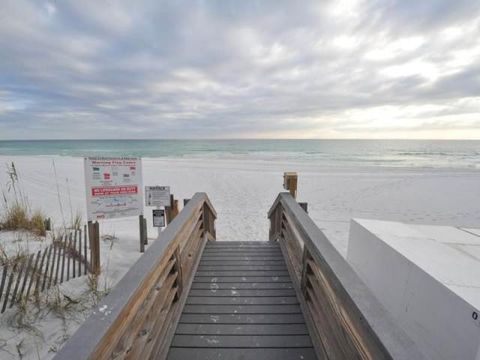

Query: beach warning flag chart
[[84, 157, 143, 221]]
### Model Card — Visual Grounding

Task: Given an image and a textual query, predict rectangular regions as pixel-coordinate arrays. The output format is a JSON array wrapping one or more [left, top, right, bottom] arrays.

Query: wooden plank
[[60, 234, 66, 283], [205, 245, 280, 249], [143, 287, 179, 359], [26, 250, 41, 299], [206, 241, 275, 245], [175, 323, 309, 335], [205, 243, 279, 247], [78, 229, 82, 276], [115, 265, 178, 359], [182, 304, 302, 314], [193, 276, 291, 283], [186, 296, 299, 305], [306, 261, 369, 359], [66, 233, 72, 281], [138, 285, 179, 359], [197, 265, 287, 272], [195, 270, 290, 277], [139, 215, 145, 253], [143, 217, 147, 246], [54, 241, 62, 285], [171, 334, 312, 348], [179, 313, 306, 324], [188, 289, 296, 297], [190, 282, 293, 290], [0, 265, 8, 304], [278, 234, 327, 360], [2, 263, 17, 312], [167, 348, 317, 360], [48, 243, 58, 289], [200, 256, 285, 261], [84, 225, 88, 275], [199, 260, 286, 265], [10, 258, 26, 307], [202, 249, 281, 254], [35, 247, 48, 295], [41, 245, 53, 291], [72, 230, 77, 278], [202, 250, 282, 254], [203, 246, 280, 250], [18, 253, 34, 302]]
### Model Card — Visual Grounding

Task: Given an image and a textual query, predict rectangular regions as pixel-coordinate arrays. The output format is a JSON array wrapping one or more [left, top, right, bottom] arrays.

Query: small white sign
[[145, 186, 171, 207], [152, 209, 166, 227], [84, 157, 143, 221]]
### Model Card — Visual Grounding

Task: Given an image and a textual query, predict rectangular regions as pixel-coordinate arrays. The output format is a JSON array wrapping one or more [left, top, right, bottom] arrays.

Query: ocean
[[0, 139, 479, 169]]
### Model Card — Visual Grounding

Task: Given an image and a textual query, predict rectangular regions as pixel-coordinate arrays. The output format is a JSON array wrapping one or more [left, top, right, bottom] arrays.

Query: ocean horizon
[[0, 139, 479, 169]]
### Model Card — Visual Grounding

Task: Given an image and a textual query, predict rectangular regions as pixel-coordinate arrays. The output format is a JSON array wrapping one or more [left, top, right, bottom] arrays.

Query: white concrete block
[[347, 219, 480, 360]]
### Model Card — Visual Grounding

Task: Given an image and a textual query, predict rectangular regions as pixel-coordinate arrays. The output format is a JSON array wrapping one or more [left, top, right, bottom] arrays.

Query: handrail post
[[283, 172, 298, 198], [203, 202, 216, 240]]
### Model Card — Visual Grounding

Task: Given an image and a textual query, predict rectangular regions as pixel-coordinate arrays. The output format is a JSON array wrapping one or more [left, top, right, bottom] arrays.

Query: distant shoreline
[[0, 139, 479, 170]]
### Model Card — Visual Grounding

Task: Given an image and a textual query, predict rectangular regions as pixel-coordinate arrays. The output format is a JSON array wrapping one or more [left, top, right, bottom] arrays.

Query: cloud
[[0, 0, 479, 139]]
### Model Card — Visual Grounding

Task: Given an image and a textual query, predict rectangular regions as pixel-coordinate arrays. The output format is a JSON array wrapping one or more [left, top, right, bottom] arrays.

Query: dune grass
[[1, 162, 47, 237], [1, 203, 46, 237]]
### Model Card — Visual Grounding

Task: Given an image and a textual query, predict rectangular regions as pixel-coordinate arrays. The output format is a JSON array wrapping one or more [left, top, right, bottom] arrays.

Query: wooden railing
[[268, 193, 425, 360], [55, 192, 216, 360]]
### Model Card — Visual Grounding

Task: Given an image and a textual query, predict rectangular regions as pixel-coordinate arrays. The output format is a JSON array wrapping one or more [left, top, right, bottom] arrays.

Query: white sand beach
[[0, 155, 479, 359], [2, 155, 479, 254]]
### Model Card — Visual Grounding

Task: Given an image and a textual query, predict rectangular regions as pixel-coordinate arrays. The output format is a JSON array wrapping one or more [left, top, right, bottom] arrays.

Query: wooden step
[[165, 241, 318, 360]]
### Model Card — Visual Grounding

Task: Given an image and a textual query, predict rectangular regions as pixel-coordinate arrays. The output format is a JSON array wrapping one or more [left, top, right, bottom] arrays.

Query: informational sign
[[145, 186, 171, 207], [152, 209, 166, 227], [84, 157, 143, 221]]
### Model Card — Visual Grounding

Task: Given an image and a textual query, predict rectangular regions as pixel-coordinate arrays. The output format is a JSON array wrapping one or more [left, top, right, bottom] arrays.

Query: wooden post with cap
[[283, 172, 298, 199]]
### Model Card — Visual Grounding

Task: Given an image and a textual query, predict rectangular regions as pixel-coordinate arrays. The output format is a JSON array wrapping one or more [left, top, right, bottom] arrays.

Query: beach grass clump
[[29, 210, 47, 236], [1, 162, 47, 236], [2, 203, 30, 230], [1, 204, 47, 237]]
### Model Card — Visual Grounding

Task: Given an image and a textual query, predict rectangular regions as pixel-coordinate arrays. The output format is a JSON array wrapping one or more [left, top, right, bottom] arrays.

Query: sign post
[[152, 209, 166, 228], [145, 186, 171, 208], [84, 157, 143, 220], [145, 186, 170, 237], [84, 157, 144, 257]]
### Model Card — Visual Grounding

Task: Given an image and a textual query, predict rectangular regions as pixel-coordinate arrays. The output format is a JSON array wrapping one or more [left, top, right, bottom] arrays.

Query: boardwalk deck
[[166, 241, 318, 360], [55, 192, 424, 360]]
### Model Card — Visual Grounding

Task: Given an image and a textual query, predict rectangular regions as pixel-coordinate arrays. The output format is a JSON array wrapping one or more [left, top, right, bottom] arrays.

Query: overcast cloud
[[0, 0, 480, 139]]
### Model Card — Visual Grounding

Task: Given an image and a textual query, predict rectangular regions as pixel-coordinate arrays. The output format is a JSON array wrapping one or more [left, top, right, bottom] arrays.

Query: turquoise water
[[0, 139, 479, 169]]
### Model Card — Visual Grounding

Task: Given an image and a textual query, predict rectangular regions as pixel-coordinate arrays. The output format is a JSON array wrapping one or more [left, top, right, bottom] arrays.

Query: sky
[[0, 0, 480, 140]]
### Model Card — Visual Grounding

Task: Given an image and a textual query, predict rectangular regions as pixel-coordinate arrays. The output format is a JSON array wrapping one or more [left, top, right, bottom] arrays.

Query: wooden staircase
[[54, 192, 426, 360]]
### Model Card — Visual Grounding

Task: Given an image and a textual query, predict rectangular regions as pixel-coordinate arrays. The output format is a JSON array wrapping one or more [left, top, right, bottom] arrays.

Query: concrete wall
[[347, 219, 480, 360]]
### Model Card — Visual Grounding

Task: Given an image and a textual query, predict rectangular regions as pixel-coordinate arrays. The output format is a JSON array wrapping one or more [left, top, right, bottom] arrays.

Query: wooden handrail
[[55, 192, 216, 360], [268, 192, 425, 360]]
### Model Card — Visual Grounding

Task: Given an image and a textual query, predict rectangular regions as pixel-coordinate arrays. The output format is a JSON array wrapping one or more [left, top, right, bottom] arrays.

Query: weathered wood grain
[[25, 250, 41, 299], [54, 192, 217, 360], [268, 192, 426, 360], [167, 241, 316, 360], [2, 263, 17, 312], [10, 258, 26, 307]]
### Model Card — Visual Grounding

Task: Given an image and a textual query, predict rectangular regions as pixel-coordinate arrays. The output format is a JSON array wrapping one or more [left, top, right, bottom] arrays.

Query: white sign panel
[[152, 209, 166, 227], [145, 186, 171, 207], [84, 157, 143, 221]]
